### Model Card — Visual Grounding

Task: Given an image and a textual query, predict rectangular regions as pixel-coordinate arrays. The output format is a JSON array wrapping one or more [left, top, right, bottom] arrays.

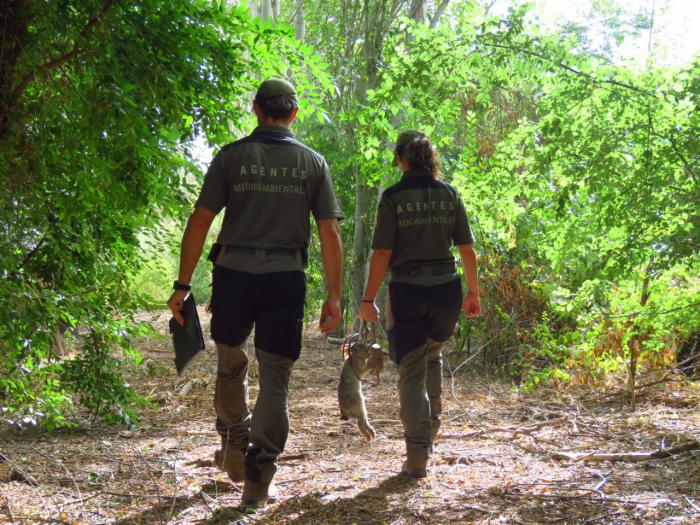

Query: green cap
[[255, 78, 298, 109], [392, 129, 426, 166]]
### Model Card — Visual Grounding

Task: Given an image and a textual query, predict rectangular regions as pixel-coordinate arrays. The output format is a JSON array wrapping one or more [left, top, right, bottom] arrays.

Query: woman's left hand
[[359, 300, 379, 323]]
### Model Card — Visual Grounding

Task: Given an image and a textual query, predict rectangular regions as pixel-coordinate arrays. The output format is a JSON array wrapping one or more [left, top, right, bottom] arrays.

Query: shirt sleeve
[[311, 160, 344, 220], [371, 193, 397, 250], [194, 153, 227, 213], [452, 196, 475, 245]]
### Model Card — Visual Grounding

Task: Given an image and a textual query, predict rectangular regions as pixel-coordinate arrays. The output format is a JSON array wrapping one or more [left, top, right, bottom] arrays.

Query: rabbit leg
[[357, 417, 376, 442], [356, 396, 376, 441]]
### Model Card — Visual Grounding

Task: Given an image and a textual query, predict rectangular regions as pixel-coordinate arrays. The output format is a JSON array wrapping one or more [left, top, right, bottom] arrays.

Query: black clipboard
[[169, 293, 205, 375]]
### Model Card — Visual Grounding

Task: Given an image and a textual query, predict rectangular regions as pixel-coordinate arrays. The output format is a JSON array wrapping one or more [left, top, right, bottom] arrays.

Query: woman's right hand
[[359, 300, 379, 323], [463, 292, 480, 317]]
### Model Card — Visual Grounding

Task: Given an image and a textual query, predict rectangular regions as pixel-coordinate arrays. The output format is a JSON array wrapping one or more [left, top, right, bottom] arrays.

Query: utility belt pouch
[[207, 242, 222, 263], [301, 247, 309, 266]]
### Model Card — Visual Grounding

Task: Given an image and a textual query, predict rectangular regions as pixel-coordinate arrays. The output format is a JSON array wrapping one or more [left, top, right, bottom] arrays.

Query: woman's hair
[[396, 134, 441, 179]]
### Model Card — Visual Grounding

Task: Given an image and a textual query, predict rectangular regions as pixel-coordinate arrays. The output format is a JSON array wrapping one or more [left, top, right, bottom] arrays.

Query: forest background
[[0, 0, 698, 430]]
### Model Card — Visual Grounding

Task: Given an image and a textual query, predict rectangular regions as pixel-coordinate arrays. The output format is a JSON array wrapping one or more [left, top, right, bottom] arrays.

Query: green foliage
[[322, 2, 699, 382], [2, 0, 698, 429], [0, 0, 327, 429], [60, 329, 145, 427]]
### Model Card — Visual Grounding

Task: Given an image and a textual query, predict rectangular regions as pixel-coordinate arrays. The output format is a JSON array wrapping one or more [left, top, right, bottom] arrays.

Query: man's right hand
[[319, 296, 341, 333], [463, 292, 481, 317], [167, 289, 190, 326], [358, 300, 379, 323]]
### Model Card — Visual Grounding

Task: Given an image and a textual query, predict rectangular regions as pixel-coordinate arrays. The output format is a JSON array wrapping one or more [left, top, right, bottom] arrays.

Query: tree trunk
[[294, 0, 305, 41], [0, 1, 33, 140], [408, 0, 426, 24], [272, 0, 279, 24], [350, 170, 373, 330], [259, 0, 272, 21], [349, 0, 438, 329], [628, 259, 654, 409], [372, 0, 433, 324], [349, 0, 386, 330], [430, 0, 450, 29]]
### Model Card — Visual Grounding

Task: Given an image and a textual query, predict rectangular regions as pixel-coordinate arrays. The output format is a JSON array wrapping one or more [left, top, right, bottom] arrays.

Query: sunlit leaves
[[0, 0, 328, 428]]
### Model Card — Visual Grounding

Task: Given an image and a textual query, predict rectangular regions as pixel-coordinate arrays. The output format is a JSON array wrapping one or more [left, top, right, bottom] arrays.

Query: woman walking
[[359, 130, 480, 478]]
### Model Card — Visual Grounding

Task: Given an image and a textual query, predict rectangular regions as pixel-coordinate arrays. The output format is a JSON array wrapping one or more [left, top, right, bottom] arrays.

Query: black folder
[[169, 293, 205, 375]]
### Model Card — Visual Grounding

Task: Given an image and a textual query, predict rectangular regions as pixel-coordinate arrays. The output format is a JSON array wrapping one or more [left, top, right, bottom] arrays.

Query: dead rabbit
[[337, 323, 384, 442]]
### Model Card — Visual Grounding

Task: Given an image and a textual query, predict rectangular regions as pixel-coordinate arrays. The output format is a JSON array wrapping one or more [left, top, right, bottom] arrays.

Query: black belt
[[225, 245, 301, 257], [392, 261, 456, 277]]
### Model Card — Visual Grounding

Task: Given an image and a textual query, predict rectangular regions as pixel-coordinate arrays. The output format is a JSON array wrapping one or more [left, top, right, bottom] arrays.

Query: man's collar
[[402, 168, 432, 178], [253, 125, 295, 137]]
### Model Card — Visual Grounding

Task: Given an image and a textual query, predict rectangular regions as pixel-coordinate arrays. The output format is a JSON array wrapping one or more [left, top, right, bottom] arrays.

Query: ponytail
[[397, 134, 441, 179]]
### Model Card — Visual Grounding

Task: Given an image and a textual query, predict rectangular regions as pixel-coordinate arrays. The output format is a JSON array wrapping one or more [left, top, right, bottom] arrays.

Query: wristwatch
[[173, 281, 192, 292]]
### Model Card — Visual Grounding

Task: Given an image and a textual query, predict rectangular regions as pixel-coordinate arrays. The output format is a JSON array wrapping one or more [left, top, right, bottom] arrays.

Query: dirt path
[[1, 311, 700, 524]]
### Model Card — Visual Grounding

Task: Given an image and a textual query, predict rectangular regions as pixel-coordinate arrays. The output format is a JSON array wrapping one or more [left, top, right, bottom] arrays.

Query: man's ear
[[252, 100, 261, 116], [288, 106, 299, 123]]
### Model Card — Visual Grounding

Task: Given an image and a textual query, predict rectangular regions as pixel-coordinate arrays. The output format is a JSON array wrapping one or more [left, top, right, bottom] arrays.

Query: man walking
[[167, 78, 343, 507]]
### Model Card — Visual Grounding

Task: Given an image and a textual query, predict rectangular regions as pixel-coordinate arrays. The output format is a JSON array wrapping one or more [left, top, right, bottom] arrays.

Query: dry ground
[[1, 310, 700, 524]]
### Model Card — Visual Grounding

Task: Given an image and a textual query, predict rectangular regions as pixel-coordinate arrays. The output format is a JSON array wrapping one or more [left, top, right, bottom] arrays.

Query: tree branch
[[603, 301, 700, 320], [650, 128, 699, 184], [479, 38, 661, 101], [429, 0, 450, 29], [10, 0, 119, 102]]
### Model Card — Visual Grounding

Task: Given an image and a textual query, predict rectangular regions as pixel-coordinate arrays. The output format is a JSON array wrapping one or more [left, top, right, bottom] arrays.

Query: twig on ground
[[586, 360, 697, 404], [388, 505, 406, 525], [441, 416, 567, 440], [1, 452, 37, 487], [551, 440, 700, 463], [132, 444, 164, 508], [558, 429, 639, 452], [446, 358, 488, 432], [56, 459, 83, 508], [278, 453, 307, 462], [199, 490, 215, 514], [450, 334, 499, 375], [102, 491, 190, 500], [685, 496, 700, 513], [590, 470, 610, 498], [166, 448, 181, 522], [2, 496, 15, 522], [277, 476, 313, 485], [62, 492, 102, 506], [459, 502, 490, 513]]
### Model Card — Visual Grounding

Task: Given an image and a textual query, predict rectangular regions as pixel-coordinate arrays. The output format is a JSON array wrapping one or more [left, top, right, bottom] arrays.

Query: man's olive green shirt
[[371, 169, 474, 285], [195, 125, 343, 273]]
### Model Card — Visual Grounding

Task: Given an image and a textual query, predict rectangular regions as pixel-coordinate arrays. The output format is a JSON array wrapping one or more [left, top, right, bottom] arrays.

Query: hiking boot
[[214, 447, 245, 482], [401, 457, 428, 478], [241, 480, 278, 508]]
